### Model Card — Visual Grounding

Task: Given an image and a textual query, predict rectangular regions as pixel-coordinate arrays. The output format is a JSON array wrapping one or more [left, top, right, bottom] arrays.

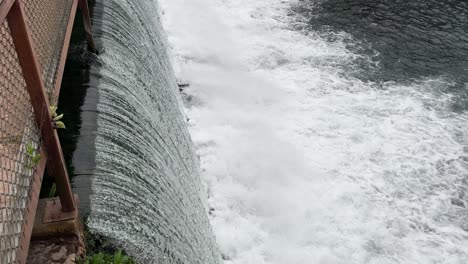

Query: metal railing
[[0, 0, 94, 263]]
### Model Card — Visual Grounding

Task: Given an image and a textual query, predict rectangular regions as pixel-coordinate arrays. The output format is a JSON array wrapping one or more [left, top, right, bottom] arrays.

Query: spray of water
[[160, 0, 468, 263]]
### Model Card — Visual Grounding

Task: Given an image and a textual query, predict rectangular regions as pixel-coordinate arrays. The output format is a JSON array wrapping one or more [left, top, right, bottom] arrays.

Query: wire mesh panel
[[0, 20, 42, 264], [22, 0, 74, 101]]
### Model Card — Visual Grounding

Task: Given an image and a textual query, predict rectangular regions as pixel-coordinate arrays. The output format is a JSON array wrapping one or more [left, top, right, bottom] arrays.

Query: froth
[[159, 0, 468, 263]]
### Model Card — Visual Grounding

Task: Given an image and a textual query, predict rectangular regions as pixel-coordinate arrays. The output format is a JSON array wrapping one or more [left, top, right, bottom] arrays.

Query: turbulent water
[[159, 0, 468, 263], [87, 1, 220, 263]]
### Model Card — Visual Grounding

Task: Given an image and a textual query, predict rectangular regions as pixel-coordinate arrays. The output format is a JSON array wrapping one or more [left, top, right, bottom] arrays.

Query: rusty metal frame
[[8, 0, 77, 213], [52, 0, 78, 100], [43, 194, 79, 223], [78, 0, 96, 52], [7, 1, 78, 262], [0, 0, 96, 262], [16, 149, 47, 264]]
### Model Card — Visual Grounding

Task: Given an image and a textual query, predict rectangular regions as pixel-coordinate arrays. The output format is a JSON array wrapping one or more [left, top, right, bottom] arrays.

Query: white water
[[159, 0, 468, 263], [88, 1, 220, 262]]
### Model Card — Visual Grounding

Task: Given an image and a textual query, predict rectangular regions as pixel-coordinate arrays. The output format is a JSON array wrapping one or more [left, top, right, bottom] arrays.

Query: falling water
[[86, 1, 220, 263], [80, 0, 468, 263]]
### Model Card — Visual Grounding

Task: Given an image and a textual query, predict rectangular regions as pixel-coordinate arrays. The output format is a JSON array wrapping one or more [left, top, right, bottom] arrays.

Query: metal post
[[16, 149, 47, 264], [78, 0, 96, 52], [7, 0, 77, 212], [52, 0, 78, 101]]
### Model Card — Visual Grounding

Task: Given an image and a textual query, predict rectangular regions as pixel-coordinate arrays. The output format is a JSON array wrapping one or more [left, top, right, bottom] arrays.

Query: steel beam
[[52, 0, 78, 100], [15, 148, 47, 264], [78, 0, 96, 52], [7, 0, 77, 213]]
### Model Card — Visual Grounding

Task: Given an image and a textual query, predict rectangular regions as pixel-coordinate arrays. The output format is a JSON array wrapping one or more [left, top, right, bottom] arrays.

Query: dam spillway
[[86, 0, 221, 263], [78, 0, 468, 263]]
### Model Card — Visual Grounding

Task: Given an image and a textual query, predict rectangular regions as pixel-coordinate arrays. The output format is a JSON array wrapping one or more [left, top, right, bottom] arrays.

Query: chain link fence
[[23, 0, 74, 101], [0, 20, 42, 264], [0, 0, 74, 262]]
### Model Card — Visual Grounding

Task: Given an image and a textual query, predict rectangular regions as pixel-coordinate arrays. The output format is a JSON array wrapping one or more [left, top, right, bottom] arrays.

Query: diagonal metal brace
[[8, 0, 77, 213], [78, 0, 96, 53]]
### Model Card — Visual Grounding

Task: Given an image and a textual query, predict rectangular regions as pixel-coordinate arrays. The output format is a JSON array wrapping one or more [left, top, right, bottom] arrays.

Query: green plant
[[92, 253, 105, 264], [48, 183, 56, 198], [49, 105, 66, 129], [76, 251, 135, 264], [76, 258, 90, 264], [26, 143, 41, 168], [113, 250, 131, 264], [79, 222, 136, 264]]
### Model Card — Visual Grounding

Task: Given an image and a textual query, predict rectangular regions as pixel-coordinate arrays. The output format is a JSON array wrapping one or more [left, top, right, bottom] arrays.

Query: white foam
[[158, 0, 468, 263]]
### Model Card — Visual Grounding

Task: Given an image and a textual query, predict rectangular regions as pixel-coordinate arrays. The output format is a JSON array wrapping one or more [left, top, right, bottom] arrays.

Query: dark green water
[[295, 0, 468, 83]]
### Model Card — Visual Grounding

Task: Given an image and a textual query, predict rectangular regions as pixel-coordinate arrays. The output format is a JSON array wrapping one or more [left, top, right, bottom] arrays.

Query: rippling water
[[298, 0, 468, 83]]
